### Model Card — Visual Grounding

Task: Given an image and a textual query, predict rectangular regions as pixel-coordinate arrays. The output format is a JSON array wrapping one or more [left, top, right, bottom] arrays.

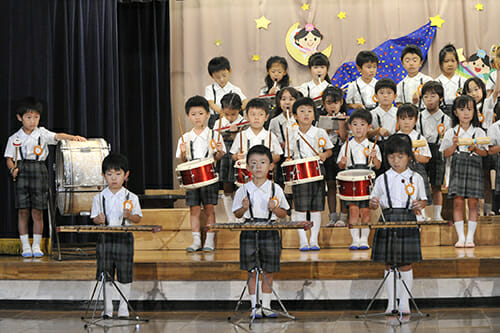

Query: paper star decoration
[[255, 16, 271, 30], [252, 54, 261, 61], [357, 37, 366, 45], [457, 48, 466, 62], [214, 39, 222, 47], [430, 14, 445, 28], [301, 3, 310, 11], [475, 3, 484, 11], [337, 11, 347, 20]]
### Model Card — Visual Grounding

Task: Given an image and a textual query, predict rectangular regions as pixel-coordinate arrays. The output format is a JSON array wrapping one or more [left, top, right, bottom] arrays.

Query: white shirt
[[4, 127, 57, 161], [230, 128, 283, 156], [396, 72, 432, 104], [488, 120, 500, 147], [232, 180, 290, 220], [337, 138, 381, 167], [480, 97, 495, 129], [371, 168, 427, 209], [268, 112, 297, 144], [416, 109, 452, 145], [439, 125, 488, 155], [204, 82, 247, 114], [486, 70, 497, 91], [286, 126, 333, 159], [346, 77, 377, 108], [176, 127, 225, 160], [297, 80, 331, 100], [90, 187, 142, 226], [371, 106, 398, 135], [398, 130, 431, 158], [436, 73, 463, 106]]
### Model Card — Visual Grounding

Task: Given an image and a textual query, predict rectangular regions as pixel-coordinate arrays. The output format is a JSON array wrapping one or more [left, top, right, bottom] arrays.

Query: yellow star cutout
[[301, 3, 310, 11], [337, 11, 347, 20], [357, 37, 366, 45], [214, 39, 222, 47], [475, 3, 484, 11], [252, 54, 261, 61], [255, 16, 271, 30], [457, 48, 466, 62], [430, 14, 445, 29]]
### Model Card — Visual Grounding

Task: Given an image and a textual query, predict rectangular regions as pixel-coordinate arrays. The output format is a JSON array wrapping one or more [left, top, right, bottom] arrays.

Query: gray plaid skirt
[[15, 160, 48, 210], [185, 182, 219, 206], [96, 233, 134, 283], [240, 225, 281, 273], [495, 155, 500, 194], [217, 139, 235, 183], [425, 143, 445, 186], [409, 161, 432, 205], [448, 152, 484, 199], [371, 208, 422, 265]]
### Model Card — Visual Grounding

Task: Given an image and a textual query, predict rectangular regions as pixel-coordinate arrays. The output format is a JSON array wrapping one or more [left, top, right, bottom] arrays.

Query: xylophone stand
[[229, 230, 295, 329]]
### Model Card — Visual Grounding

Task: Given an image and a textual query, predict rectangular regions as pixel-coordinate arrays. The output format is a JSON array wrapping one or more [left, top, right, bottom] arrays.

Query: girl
[[435, 44, 463, 116], [369, 134, 427, 315], [259, 56, 290, 96], [319, 87, 348, 226], [297, 53, 332, 101], [440, 96, 488, 247], [488, 102, 500, 215]]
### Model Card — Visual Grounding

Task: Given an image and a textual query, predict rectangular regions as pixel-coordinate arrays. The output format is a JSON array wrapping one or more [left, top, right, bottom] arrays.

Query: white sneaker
[[31, 245, 44, 257], [22, 247, 33, 258], [118, 301, 129, 318], [349, 240, 360, 250]]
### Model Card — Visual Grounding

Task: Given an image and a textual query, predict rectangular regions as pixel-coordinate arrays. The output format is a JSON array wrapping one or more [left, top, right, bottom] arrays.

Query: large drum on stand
[[55, 139, 110, 216]]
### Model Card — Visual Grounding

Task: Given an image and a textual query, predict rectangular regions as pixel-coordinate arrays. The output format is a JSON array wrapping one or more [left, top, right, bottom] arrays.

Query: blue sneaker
[[309, 245, 320, 251], [299, 246, 309, 251]]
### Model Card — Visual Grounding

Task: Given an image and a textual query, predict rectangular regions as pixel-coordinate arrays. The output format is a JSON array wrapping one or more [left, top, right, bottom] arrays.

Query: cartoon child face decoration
[[294, 24, 323, 55], [465, 50, 490, 76]]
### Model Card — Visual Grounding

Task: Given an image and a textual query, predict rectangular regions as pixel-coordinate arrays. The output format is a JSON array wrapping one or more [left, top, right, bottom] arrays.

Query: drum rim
[[176, 157, 216, 171], [336, 169, 375, 181], [281, 155, 320, 166], [180, 176, 219, 189], [337, 193, 371, 201]]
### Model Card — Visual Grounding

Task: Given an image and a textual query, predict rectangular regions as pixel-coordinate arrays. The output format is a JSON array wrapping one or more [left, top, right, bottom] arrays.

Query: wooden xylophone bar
[[209, 221, 313, 231], [325, 220, 452, 229], [57, 225, 162, 233]]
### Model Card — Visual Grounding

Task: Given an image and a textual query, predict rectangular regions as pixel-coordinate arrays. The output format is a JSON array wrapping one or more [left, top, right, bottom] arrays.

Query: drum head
[[337, 169, 375, 181]]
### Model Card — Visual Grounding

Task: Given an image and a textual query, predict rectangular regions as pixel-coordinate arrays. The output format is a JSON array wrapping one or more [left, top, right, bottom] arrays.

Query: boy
[[232, 145, 289, 318], [397, 103, 433, 221], [176, 96, 225, 252], [346, 50, 379, 111], [90, 153, 142, 319], [205, 56, 248, 128], [4, 97, 86, 258], [230, 98, 282, 164], [338, 109, 381, 250], [395, 45, 432, 108], [416, 81, 452, 221], [286, 97, 333, 251]]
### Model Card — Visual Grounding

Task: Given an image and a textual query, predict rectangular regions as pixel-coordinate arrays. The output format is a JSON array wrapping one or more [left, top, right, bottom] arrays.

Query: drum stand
[[47, 186, 63, 261], [228, 230, 295, 329]]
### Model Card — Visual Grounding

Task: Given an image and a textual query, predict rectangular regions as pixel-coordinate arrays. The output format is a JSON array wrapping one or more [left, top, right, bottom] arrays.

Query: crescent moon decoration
[[285, 22, 332, 66]]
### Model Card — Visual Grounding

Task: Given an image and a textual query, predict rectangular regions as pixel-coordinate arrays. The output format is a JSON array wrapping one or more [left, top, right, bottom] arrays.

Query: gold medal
[[318, 137, 326, 148], [123, 200, 133, 211], [363, 147, 370, 157], [477, 113, 485, 123], [270, 196, 280, 208], [437, 123, 445, 135], [210, 139, 217, 149], [33, 145, 43, 156], [405, 183, 415, 196]]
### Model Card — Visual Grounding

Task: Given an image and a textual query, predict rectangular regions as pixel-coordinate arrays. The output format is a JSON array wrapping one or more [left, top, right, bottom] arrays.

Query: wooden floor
[[1, 245, 499, 281]]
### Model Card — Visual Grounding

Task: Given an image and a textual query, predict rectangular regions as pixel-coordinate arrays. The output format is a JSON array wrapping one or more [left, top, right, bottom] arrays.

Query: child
[[176, 96, 225, 252], [369, 133, 427, 315], [4, 97, 86, 257], [337, 109, 381, 249], [435, 44, 463, 115], [346, 50, 379, 111], [286, 97, 333, 251], [396, 103, 433, 221], [90, 153, 142, 319], [232, 145, 290, 318], [416, 81, 452, 221], [297, 53, 332, 100], [395, 45, 432, 108], [319, 86, 348, 225], [204, 56, 248, 128], [440, 96, 488, 247], [488, 105, 500, 215], [259, 56, 290, 96], [213, 93, 246, 223]]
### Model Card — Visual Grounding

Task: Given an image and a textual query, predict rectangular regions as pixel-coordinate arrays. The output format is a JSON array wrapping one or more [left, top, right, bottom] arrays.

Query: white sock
[[466, 221, 477, 244], [454, 221, 465, 243], [384, 270, 395, 314], [104, 282, 114, 317], [190, 232, 201, 249], [118, 282, 131, 317], [223, 195, 236, 222], [32, 234, 43, 254], [434, 205, 443, 220], [204, 232, 215, 249], [399, 270, 413, 313], [309, 212, 322, 247], [360, 228, 370, 242], [295, 212, 309, 248], [20, 234, 31, 253], [261, 292, 272, 310], [350, 229, 360, 244], [485, 203, 492, 215]]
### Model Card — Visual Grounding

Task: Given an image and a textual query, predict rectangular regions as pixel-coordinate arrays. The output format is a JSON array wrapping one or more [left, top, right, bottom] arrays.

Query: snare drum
[[336, 169, 375, 201], [234, 159, 272, 187], [176, 158, 219, 190], [281, 156, 324, 186], [56, 139, 110, 216]]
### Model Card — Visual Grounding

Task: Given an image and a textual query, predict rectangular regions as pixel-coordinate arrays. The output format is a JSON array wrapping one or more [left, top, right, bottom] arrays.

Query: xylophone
[[208, 221, 313, 231], [324, 219, 452, 229], [57, 225, 162, 233]]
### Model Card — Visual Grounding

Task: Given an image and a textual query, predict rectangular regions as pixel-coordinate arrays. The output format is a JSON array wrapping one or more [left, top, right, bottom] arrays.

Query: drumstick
[[268, 130, 272, 150], [286, 127, 290, 158], [239, 128, 243, 154], [217, 115, 223, 142], [456, 125, 460, 137], [298, 132, 319, 156], [344, 135, 350, 157], [177, 116, 185, 144], [12, 139, 22, 182], [368, 127, 381, 167]]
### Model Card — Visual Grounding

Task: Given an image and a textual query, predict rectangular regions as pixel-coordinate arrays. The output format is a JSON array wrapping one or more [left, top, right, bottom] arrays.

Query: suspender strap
[[279, 122, 285, 143], [405, 176, 413, 209], [122, 192, 130, 226], [19, 140, 24, 160], [383, 173, 393, 209], [417, 78, 423, 110], [212, 84, 216, 104], [356, 81, 367, 107], [102, 195, 108, 226], [36, 137, 41, 161], [307, 86, 310, 98], [246, 183, 276, 221], [435, 115, 445, 144], [402, 82, 406, 103]]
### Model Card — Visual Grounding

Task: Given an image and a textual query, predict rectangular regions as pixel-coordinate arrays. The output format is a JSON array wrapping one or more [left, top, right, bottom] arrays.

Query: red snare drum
[[234, 159, 272, 187], [281, 156, 323, 186], [176, 158, 219, 189], [336, 169, 375, 201]]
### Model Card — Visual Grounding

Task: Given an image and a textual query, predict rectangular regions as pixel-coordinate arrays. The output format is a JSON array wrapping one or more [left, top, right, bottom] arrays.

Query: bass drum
[[56, 139, 110, 216]]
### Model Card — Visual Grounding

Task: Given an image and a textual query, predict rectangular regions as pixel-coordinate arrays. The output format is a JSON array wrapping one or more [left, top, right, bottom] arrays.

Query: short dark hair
[[438, 43, 459, 67], [397, 103, 419, 119], [292, 97, 315, 114], [451, 95, 480, 127], [384, 133, 415, 161], [208, 56, 231, 76], [220, 93, 242, 110], [321, 86, 348, 114], [102, 152, 129, 173], [246, 144, 272, 164], [185, 95, 210, 114], [348, 108, 372, 125], [15, 96, 43, 116], [356, 50, 379, 67], [421, 81, 444, 99], [246, 98, 268, 114], [375, 78, 397, 94], [401, 45, 423, 62]]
